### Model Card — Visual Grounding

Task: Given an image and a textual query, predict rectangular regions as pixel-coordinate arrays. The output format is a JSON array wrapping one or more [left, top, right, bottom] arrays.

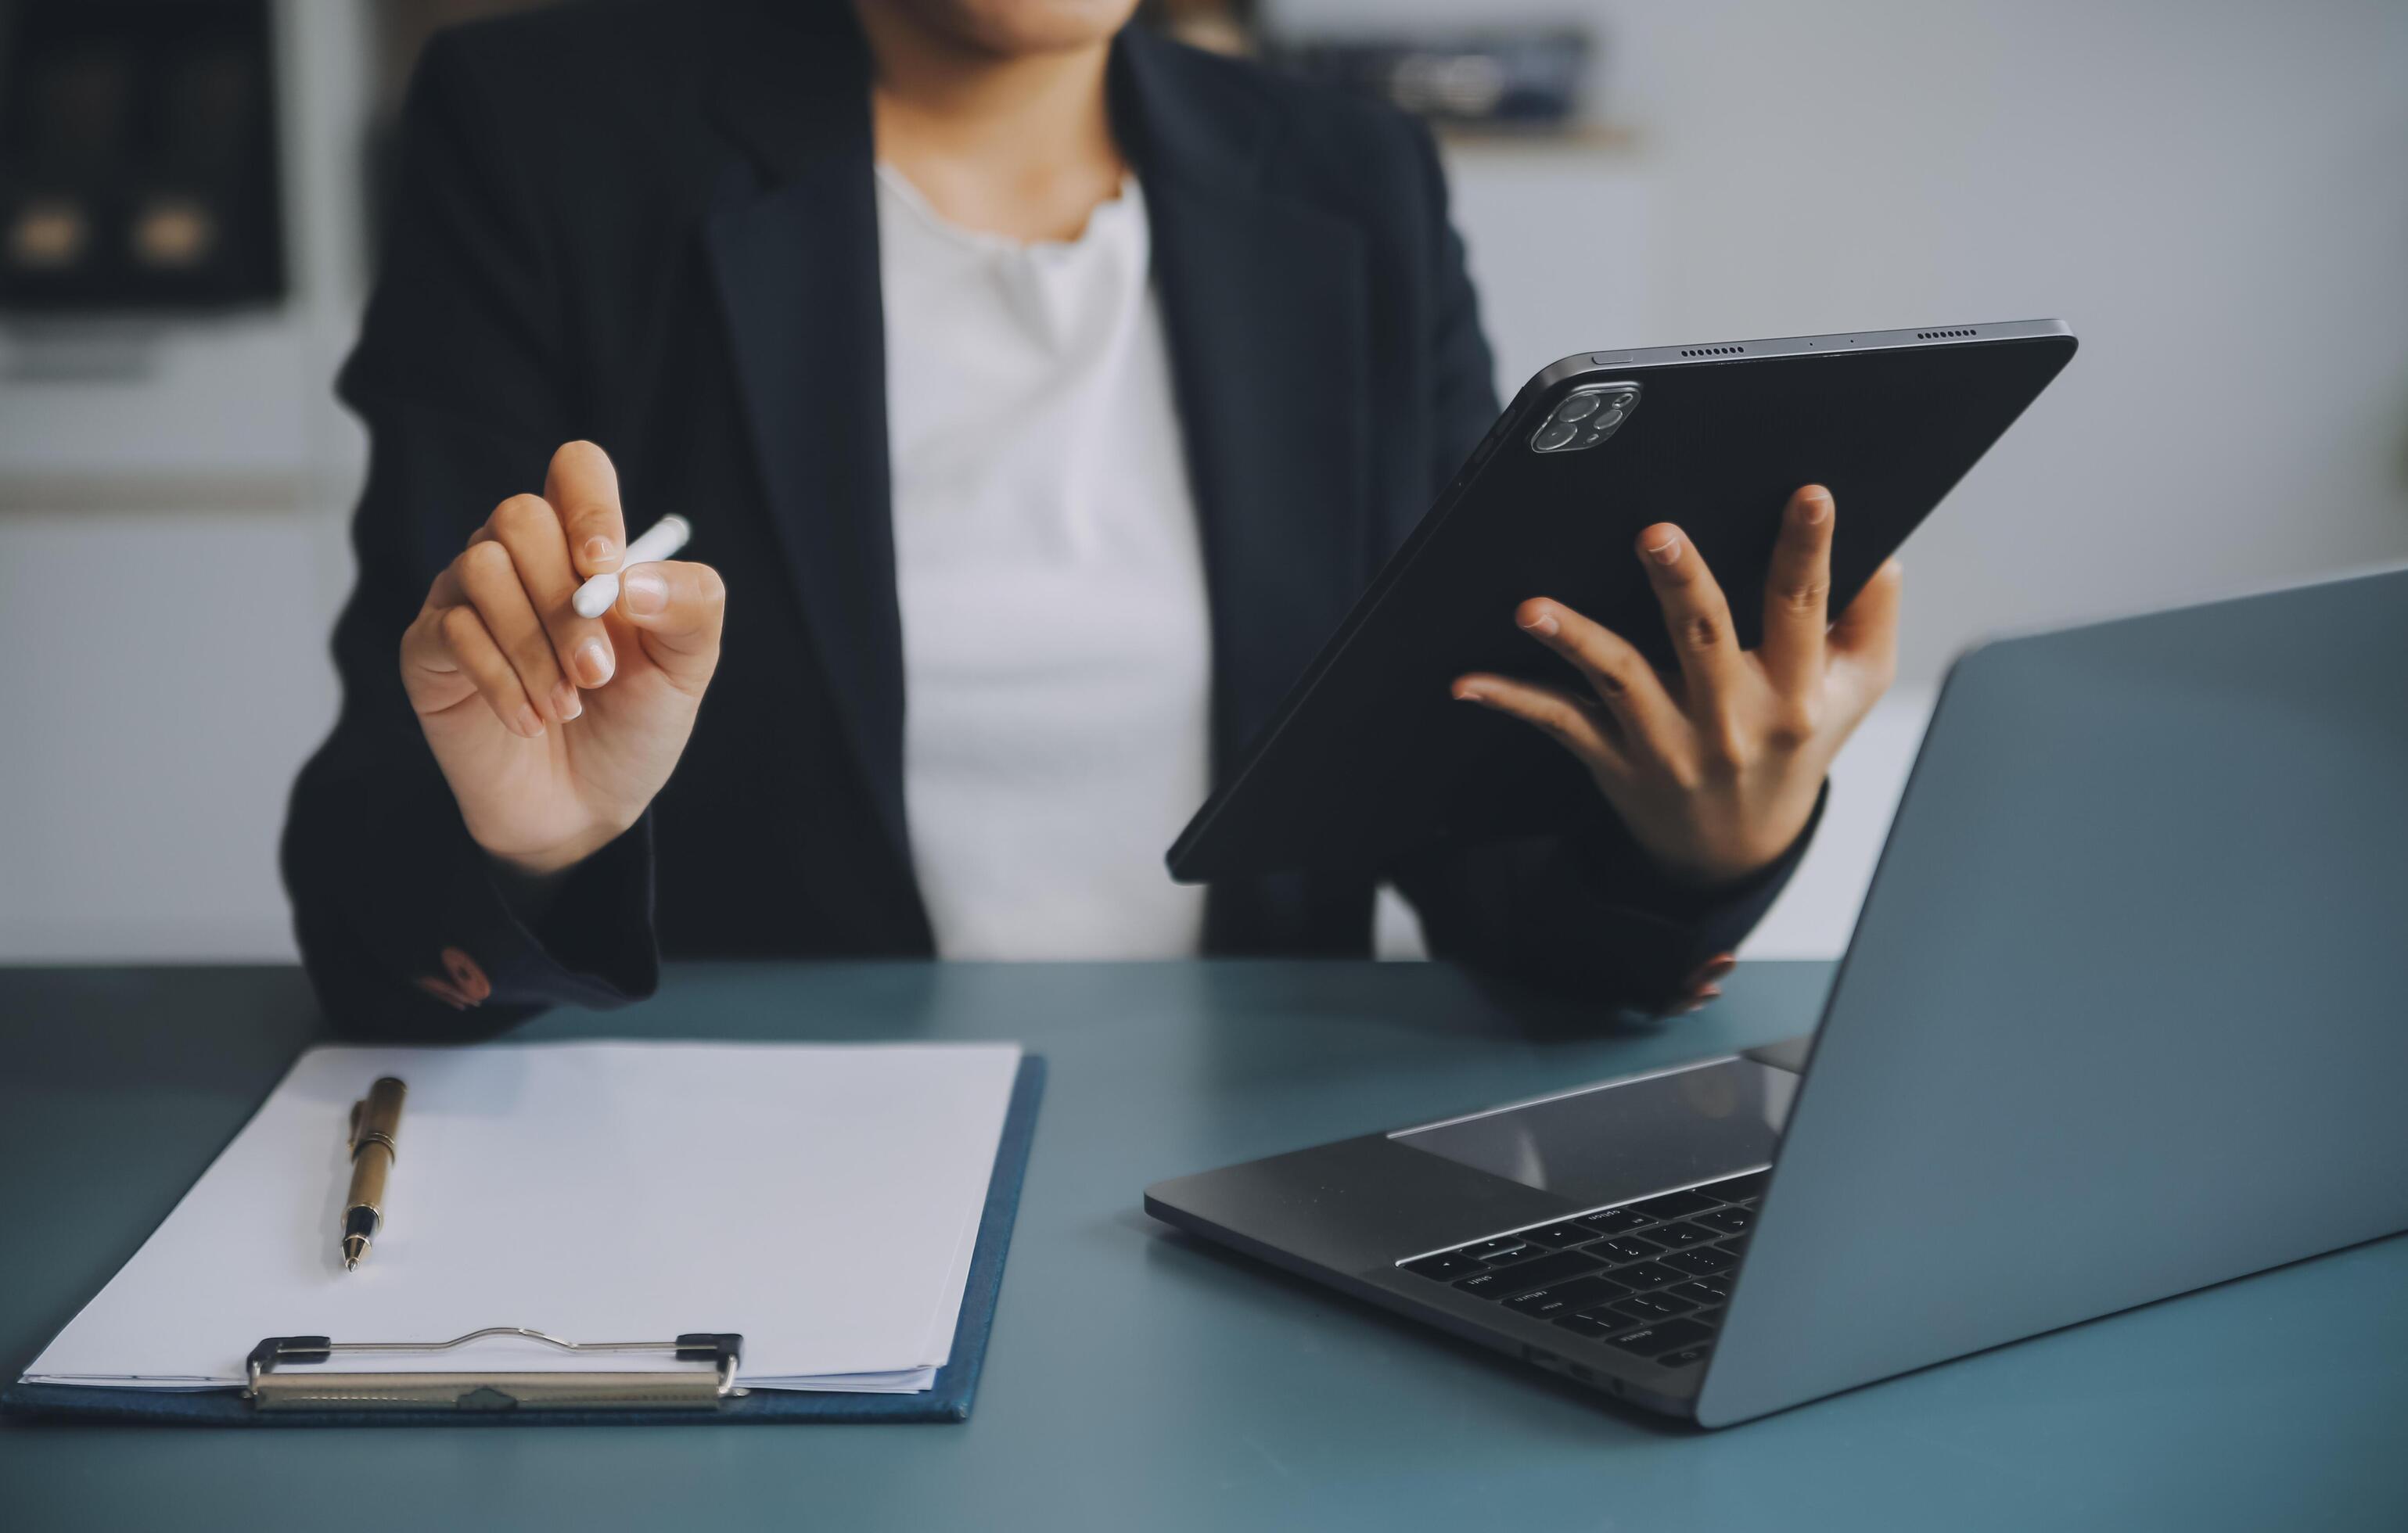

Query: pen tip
[[345, 1257, 358, 1272]]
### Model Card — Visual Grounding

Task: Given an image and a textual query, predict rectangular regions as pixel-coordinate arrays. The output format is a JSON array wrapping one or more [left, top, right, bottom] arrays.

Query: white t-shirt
[[874, 163, 1213, 960]]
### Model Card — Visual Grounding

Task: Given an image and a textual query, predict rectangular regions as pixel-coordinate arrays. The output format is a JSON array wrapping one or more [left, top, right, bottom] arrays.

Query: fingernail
[[512, 703, 544, 738], [552, 680, 582, 721], [1518, 608, 1560, 637], [621, 567, 669, 616], [1799, 488, 1831, 525], [1452, 683, 1487, 705], [581, 536, 619, 569], [573, 637, 613, 686], [1644, 532, 1682, 565]]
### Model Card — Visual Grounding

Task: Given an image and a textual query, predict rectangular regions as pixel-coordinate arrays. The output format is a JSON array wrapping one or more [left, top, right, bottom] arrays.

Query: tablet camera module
[[1531, 382, 1640, 454]]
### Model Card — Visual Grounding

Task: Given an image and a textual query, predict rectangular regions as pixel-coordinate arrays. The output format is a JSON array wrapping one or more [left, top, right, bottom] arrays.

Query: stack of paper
[[20, 1040, 1023, 1394]]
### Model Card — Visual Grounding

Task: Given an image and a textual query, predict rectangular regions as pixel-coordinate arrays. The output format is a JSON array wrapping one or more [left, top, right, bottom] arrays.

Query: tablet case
[[0, 1056, 1045, 1427]]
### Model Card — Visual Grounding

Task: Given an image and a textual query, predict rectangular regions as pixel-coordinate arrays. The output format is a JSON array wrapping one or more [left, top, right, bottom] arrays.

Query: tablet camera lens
[[1531, 382, 1639, 453]]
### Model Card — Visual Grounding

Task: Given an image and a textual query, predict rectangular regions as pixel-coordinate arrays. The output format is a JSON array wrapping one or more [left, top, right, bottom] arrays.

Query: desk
[[4, 961, 2403, 1531]]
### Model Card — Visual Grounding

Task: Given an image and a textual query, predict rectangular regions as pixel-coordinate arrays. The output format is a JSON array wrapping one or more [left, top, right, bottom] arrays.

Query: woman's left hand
[[1451, 484, 1901, 890]]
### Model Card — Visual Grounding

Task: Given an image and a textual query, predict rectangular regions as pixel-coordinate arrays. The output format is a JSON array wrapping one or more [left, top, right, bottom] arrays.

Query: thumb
[[615, 559, 726, 689], [1831, 558, 1903, 669]]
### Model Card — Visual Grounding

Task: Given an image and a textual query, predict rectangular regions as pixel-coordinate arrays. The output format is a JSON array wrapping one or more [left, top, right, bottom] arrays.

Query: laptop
[[1145, 565, 2408, 1427]]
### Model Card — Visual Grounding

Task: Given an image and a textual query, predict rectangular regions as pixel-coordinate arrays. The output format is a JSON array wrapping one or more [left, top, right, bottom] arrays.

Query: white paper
[[21, 1039, 1022, 1393]]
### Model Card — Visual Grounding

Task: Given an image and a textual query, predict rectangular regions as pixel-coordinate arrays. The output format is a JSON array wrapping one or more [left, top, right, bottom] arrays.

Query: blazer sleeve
[[280, 33, 659, 1038], [1383, 120, 1819, 1011]]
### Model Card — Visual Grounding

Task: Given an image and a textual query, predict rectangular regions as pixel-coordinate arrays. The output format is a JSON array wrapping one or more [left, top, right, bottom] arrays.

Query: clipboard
[[1, 1056, 1044, 1427]]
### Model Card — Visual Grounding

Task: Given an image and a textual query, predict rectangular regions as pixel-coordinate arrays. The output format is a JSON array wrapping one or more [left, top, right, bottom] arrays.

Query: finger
[[1680, 951, 1739, 991], [545, 440, 628, 579], [1760, 485, 1835, 697], [1636, 523, 1745, 705], [1513, 598, 1685, 755], [1451, 674, 1626, 778], [616, 559, 728, 688], [415, 601, 546, 738], [415, 975, 471, 1011], [399, 601, 473, 713], [486, 491, 616, 692], [1830, 558, 1904, 691], [455, 536, 580, 723]]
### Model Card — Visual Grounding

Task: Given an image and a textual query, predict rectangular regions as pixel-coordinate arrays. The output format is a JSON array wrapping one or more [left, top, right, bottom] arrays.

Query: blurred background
[[2, 0, 2403, 966]]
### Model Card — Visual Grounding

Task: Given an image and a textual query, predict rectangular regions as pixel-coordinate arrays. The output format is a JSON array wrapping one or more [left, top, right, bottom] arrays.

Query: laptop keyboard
[[1397, 1169, 1768, 1369]]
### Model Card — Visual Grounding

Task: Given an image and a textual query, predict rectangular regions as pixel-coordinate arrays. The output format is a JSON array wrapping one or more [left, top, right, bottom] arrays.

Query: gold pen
[[341, 1076, 408, 1272]]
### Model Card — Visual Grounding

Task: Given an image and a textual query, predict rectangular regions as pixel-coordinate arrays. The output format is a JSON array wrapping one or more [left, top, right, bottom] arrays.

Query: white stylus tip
[[572, 576, 619, 619]]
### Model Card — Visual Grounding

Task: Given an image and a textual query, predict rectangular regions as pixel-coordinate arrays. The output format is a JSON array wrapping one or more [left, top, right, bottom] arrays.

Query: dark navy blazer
[[282, 0, 1807, 1036]]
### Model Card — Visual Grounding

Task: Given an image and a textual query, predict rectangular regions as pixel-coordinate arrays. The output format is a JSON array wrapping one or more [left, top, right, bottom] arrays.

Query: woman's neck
[[855, 4, 1125, 244]]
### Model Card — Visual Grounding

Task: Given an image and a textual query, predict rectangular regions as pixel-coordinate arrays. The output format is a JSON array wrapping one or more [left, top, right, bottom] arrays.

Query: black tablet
[[1166, 319, 2077, 882]]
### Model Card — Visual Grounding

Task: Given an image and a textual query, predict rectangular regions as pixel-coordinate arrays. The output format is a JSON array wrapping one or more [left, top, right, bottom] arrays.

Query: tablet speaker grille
[[1917, 328, 1978, 339], [1680, 345, 1745, 357]]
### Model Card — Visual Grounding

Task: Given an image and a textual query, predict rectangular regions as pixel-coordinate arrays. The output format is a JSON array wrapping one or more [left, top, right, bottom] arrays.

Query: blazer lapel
[[1116, 32, 1372, 781], [700, 6, 909, 865]]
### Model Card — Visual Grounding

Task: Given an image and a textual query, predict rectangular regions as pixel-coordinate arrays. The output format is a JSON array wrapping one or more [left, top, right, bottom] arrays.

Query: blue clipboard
[[1, 1056, 1044, 1427]]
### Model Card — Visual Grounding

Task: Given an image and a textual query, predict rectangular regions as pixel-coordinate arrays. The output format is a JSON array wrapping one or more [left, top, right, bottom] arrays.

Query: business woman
[[282, 0, 1901, 1034]]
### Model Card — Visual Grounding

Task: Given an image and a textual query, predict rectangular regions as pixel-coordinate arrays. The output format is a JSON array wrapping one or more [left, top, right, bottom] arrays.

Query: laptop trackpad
[[1390, 1058, 1795, 1211]]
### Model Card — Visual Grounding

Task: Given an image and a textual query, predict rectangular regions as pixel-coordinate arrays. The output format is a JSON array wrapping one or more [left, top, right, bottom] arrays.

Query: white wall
[[4, 2, 2406, 963], [0, 2, 368, 961]]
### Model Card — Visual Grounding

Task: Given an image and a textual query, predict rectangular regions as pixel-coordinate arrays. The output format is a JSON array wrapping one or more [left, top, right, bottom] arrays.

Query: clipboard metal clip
[[243, 1327, 746, 1413]]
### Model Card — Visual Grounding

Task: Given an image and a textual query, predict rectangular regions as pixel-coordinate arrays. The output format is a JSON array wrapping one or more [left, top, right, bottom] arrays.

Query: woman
[[282, 0, 1899, 1032]]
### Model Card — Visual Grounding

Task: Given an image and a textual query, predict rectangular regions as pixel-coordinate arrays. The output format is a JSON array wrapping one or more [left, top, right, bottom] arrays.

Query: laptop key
[[1504, 1274, 1628, 1319], [1669, 1280, 1732, 1306], [1695, 1206, 1753, 1236], [1689, 1305, 1726, 1327], [1609, 1260, 1686, 1290], [1552, 1312, 1619, 1338], [1454, 1249, 1602, 1298], [1658, 1345, 1713, 1368], [1610, 1292, 1694, 1323], [1665, 1245, 1738, 1276], [1595, 1236, 1666, 1262], [1403, 1252, 1486, 1280], [1647, 1220, 1717, 1248], [1607, 1319, 1715, 1356], [1461, 1237, 1536, 1262], [1580, 1208, 1656, 1237], [1518, 1222, 1604, 1248], [1630, 1190, 1719, 1219]]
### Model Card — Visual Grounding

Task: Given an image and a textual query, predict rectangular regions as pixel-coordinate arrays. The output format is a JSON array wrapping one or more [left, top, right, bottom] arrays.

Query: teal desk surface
[[3, 961, 2403, 1531]]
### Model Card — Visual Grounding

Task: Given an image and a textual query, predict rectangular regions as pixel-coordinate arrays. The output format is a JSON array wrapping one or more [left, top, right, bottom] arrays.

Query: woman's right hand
[[400, 441, 726, 877]]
